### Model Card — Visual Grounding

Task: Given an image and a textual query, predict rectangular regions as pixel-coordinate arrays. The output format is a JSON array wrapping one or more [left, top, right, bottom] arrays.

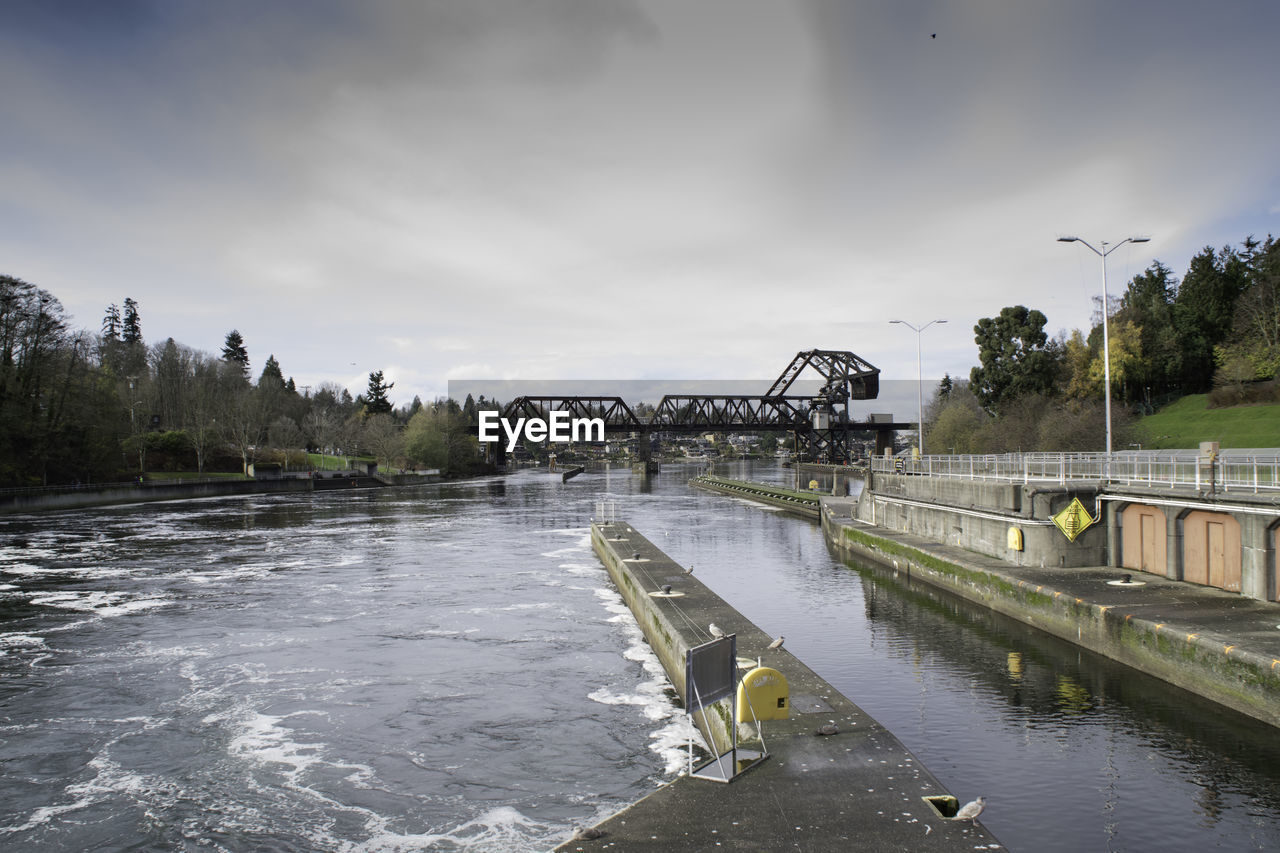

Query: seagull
[[683, 564, 694, 575], [953, 796, 986, 824], [815, 723, 839, 736], [767, 635, 785, 650], [573, 826, 608, 840], [709, 623, 726, 639]]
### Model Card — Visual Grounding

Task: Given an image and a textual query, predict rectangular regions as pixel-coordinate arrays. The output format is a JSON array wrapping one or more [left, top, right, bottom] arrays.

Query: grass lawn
[[306, 452, 374, 470], [1136, 394, 1280, 449]]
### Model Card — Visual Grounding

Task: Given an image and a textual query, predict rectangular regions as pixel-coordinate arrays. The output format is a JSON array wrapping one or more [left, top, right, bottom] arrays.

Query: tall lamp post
[[889, 319, 947, 456], [1057, 235, 1150, 471]]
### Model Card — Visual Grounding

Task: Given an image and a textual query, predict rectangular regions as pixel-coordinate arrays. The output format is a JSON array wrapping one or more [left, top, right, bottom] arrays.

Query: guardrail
[[870, 451, 1280, 494]]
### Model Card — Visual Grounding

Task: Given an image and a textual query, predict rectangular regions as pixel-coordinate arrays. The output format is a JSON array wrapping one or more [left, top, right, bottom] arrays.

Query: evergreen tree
[[121, 298, 142, 344], [1113, 261, 1179, 404], [364, 370, 394, 416], [938, 374, 953, 400], [969, 306, 1057, 414], [1226, 235, 1280, 378], [221, 330, 249, 377], [1173, 245, 1247, 391], [102, 304, 121, 341], [259, 354, 284, 388]]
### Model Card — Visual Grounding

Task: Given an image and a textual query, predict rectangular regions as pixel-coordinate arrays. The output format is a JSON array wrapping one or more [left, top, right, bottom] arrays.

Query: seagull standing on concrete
[[573, 826, 608, 840], [953, 796, 986, 824], [767, 635, 785, 650], [708, 623, 725, 639]]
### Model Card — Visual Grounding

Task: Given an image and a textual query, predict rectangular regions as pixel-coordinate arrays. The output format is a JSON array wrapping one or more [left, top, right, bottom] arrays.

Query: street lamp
[[1057, 235, 1150, 472], [889, 319, 947, 456]]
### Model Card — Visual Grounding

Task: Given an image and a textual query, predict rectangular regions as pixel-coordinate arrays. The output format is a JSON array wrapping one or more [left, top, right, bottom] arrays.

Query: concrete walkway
[[556, 523, 1002, 852], [822, 497, 1280, 728]]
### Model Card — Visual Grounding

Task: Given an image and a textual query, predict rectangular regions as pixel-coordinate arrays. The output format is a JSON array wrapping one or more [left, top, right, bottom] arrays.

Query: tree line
[[927, 234, 1280, 453], [0, 273, 492, 487]]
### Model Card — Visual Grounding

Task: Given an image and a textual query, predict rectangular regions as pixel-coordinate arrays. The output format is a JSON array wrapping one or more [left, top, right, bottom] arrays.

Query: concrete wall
[[823, 510, 1280, 729], [1107, 490, 1280, 602], [590, 524, 736, 755], [855, 472, 1106, 568]]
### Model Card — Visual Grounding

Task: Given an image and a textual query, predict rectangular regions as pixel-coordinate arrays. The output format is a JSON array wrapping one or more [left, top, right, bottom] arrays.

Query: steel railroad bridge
[[498, 349, 913, 464]]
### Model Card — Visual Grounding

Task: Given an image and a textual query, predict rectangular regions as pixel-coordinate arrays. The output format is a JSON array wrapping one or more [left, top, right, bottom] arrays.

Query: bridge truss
[[499, 349, 910, 464]]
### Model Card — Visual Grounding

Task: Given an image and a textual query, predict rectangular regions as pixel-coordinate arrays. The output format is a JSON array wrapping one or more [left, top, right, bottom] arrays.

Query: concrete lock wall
[[857, 472, 1105, 568], [590, 524, 736, 755], [1274, 524, 1280, 601], [1114, 498, 1276, 600]]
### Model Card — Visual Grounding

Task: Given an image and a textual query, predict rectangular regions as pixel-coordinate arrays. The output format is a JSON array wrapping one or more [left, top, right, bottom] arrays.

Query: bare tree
[[362, 413, 404, 470], [185, 355, 224, 474]]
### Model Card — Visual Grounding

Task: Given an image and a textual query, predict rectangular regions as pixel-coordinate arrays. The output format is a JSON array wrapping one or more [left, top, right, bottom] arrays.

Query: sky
[[3, 0, 1279, 415]]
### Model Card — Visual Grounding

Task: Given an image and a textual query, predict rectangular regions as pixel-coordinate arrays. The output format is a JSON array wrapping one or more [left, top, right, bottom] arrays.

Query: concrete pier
[[689, 475, 820, 520], [556, 522, 1001, 851]]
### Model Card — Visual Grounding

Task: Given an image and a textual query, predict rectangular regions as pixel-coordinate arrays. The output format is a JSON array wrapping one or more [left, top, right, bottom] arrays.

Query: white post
[[916, 330, 925, 456], [1100, 246, 1113, 472]]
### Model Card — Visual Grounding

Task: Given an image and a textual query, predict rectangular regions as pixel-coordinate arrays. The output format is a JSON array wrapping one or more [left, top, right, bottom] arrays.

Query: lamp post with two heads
[[1057, 235, 1150, 473], [889, 319, 947, 457]]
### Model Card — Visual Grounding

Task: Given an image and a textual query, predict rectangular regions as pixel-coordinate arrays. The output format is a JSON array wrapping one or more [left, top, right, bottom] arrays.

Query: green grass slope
[[1137, 394, 1280, 449]]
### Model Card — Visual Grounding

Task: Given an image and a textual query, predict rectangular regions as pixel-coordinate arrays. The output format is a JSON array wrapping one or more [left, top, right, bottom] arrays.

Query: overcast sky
[[4, 0, 1278, 412]]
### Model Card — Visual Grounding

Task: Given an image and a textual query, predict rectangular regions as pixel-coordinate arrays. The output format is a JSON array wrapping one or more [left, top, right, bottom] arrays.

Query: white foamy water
[[0, 475, 689, 851]]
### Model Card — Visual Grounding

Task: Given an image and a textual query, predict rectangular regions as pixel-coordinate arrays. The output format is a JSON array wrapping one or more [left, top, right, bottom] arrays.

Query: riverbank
[[0, 471, 440, 514], [820, 497, 1280, 729], [557, 521, 1001, 851]]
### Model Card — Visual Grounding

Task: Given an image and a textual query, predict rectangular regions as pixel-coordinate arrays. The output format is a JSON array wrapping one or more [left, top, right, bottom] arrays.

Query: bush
[[1208, 378, 1280, 408]]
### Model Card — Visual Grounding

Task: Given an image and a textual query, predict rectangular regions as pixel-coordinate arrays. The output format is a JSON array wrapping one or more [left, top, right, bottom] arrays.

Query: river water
[[2, 461, 1280, 852]]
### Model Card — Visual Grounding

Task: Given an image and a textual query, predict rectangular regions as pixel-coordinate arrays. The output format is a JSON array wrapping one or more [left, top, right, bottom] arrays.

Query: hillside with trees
[[928, 234, 1280, 453]]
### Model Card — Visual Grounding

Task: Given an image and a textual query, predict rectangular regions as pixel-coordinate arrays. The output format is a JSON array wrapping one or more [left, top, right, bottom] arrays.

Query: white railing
[[870, 451, 1280, 494], [594, 498, 618, 522]]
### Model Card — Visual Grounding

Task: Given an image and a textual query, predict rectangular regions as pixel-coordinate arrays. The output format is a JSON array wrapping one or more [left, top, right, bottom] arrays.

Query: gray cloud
[[2, 1, 1277, 413]]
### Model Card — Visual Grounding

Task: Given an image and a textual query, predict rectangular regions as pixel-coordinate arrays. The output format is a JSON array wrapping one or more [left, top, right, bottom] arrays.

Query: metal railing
[[870, 451, 1280, 494], [594, 498, 618, 522]]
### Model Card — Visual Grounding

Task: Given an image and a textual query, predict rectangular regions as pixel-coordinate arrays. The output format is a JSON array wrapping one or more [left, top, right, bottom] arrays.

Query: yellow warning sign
[[1052, 497, 1096, 542]]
